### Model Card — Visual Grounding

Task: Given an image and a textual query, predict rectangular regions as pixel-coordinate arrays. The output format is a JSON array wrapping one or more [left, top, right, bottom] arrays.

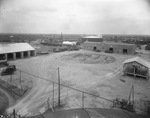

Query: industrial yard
[[0, 34, 150, 118], [1, 0, 150, 117], [0, 45, 149, 117]]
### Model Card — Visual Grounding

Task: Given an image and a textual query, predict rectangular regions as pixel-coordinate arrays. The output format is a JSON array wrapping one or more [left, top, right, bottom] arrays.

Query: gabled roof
[[123, 57, 150, 68], [0, 43, 35, 54]]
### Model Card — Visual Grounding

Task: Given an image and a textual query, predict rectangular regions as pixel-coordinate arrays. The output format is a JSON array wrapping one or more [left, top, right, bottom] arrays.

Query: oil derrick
[[60, 32, 63, 42]]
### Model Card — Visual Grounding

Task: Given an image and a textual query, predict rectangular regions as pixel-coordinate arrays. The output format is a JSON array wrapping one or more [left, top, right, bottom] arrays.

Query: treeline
[[0, 34, 83, 43], [102, 34, 150, 45], [0, 34, 53, 42]]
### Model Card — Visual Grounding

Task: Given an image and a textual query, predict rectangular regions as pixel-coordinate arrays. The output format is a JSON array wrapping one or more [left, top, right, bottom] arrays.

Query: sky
[[0, 0, 150, 34]]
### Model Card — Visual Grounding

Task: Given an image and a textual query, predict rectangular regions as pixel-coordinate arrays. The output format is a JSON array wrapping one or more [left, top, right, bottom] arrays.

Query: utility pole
[[61, 32, 63, 40], [20, 70, 21, 86], [58, 67, 60, 106]]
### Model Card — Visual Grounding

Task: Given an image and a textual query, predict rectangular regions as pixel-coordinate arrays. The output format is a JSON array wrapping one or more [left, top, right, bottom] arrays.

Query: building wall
[[83, 42, 136, 54], [83, 42, 99, 50]]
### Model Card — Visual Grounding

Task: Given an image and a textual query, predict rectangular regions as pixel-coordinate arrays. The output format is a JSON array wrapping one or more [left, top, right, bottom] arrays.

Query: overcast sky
[[0, 0, 150, 34]]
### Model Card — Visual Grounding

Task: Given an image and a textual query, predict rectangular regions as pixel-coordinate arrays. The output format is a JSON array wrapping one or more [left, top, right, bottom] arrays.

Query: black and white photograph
[[0, 0, 150, 117]]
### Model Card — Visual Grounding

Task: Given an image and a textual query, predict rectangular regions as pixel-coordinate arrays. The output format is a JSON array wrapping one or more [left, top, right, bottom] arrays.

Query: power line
[[17, 69, 113, 103], [18, 69, 148, 114]]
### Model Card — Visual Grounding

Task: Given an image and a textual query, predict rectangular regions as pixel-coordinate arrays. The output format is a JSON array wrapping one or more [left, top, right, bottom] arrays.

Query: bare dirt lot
[[5, 50, 150, 116]]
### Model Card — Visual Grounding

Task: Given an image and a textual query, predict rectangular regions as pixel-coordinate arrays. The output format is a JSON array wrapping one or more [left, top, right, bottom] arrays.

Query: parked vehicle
[[1, 65, 16, 76]]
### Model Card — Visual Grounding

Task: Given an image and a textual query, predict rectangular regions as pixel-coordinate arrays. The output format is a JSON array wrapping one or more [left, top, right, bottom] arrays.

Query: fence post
[[82, 92, 84, 108], [20, 70, 21, 85], [47, 98, 49, 109], [13, 109, 16, 118]]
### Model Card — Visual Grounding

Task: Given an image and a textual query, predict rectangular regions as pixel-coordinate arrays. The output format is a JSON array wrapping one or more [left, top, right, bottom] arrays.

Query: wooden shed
[[123, 57, 150, 79]]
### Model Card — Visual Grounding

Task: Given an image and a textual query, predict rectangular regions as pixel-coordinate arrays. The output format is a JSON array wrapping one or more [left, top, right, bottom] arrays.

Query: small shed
[[123, 57, 150, 79]]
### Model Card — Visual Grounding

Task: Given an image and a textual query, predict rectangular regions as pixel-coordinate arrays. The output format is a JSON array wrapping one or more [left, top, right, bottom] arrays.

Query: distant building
[[83, 41, 136, 54], [62, 41, 77, 46], [123, 57, 150, 79], [0, 43, 36, 61], [81, 35, 103, 43]]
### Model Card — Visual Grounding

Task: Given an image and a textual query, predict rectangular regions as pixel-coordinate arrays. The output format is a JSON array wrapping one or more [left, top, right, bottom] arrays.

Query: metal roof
[[0, 43, 35, 54], [123, 57, 150, 68], [83, 35, 102, 38], [103, 41, 136, 46], [83, 41, 136, 46], [63, 41, 76, 45], [83, 41, 101, 44]]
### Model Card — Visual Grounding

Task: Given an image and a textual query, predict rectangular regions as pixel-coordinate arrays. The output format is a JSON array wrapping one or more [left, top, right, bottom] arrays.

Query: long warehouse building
[[83, 41, 136, 54], [0, 43, 36, 61]]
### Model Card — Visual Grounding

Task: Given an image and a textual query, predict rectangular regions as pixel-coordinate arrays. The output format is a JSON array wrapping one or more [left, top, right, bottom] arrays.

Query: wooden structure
[[123, 57, 150, 79]]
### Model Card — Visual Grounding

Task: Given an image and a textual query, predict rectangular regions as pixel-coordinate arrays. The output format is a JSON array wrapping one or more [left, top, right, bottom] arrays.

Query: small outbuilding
[[0, 43, 36, 61], [123, 57, 150, 79]]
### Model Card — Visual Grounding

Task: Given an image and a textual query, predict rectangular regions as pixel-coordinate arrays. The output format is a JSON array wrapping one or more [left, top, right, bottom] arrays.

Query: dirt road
[[7, 55, 56, 116]]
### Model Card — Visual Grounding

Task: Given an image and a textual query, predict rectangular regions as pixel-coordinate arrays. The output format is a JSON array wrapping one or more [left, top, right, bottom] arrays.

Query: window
[[109, 47, 113, 51], [93, 46, 97, 51]]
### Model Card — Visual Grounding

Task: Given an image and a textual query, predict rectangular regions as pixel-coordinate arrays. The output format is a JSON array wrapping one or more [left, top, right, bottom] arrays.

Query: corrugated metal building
[[123, 57, 150, 79], [0, 43, 36, 61], [83, 41, 136, 54]]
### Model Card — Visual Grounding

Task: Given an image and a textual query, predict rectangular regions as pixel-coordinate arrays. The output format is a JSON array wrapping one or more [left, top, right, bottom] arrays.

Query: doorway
[[123, 49, 128, 54], [93, 46, 97, 51], [109, 47, 113, 52]]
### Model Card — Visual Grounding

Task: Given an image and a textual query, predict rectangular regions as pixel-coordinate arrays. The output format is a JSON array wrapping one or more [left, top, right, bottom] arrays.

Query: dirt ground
[[5, 49, 150, 116], [0, 90, 9, 114]]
